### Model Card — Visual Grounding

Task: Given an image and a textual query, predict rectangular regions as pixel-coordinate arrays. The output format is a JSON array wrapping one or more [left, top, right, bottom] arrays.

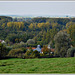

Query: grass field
[[0, 57, 75, 73]]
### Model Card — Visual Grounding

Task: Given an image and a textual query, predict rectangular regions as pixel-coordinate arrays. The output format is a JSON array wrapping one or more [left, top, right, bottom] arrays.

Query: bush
[[26, 39, 35, 45], [12, 42, 26, 49], [24, 47, 33, 58], [8, 48, 27, 58], [0, 43, 8, 59], [24, 50, 32, 58], [26, 44, 37, 47], [67, 47, 75, 57], [42, 45, 49, 55], [30, 50, 40, 58]]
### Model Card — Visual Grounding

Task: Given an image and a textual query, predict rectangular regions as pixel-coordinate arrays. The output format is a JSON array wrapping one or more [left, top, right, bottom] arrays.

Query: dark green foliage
[[1, 16, 75, 59], [12, 42, 26, 49], [67, 24, 75, 47], [31, 17, 47, 23], [30, 50, 40, 58], [0, 16, 74, 46], [5, 32, 31, 44], [24, 50, 32, 58], [0, 16, 12, 21], [26, 39, 35, 45], [0, 16, 75, 54], [54, 31, 71, 57], [8, 48, 27, 58], [26, 44, 38, 47], [67, 47, 75, 57], [24, 47, 33, 58], [0, 43, 7, 59], [0, 16, 12, 40]]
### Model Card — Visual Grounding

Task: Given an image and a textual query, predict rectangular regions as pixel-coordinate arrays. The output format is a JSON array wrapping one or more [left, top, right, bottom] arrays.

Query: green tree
[[67, 24, 75, 47], [67, 47, 75, 57], [26, 39, 35, 45], [24, 47, 33, 58], [30, 50, 40, 58], [8, 48, 26, 58], [0, 43, 7, 59], [54, 31, 71, 57]]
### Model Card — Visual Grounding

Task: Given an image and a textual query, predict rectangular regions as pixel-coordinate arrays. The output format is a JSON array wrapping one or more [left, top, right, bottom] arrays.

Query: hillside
[[0, 16, 75, 59], [0, 16, 75, 47], [0, 16, 12, 20]]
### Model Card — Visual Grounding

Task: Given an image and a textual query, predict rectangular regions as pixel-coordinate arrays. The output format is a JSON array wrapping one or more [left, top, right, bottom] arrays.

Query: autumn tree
[[7, 22, 24, 30], [42, 45, 49, 55], [66, 22, 75, 28]]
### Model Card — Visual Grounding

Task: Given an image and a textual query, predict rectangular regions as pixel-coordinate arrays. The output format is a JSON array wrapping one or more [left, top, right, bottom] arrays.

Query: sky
[[0, 1, 75, 16]]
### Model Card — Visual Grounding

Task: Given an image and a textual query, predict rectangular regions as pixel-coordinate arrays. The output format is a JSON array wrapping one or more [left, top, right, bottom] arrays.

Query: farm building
[[33, 45, 42, 53], [26, 44, 55, 54]]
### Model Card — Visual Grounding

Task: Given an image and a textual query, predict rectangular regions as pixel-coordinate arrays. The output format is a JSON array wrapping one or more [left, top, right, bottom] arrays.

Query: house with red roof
[[26, 44, 55, 54]]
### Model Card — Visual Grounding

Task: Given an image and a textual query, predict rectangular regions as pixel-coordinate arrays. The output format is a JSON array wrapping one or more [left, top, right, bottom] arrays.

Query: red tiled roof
[[32, 48, 36, 49], [51, 49, 55, 52], [26, 47, 36, 50]]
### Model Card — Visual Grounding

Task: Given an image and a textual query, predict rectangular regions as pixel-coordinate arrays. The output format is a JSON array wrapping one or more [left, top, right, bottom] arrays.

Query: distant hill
[[0, 16, 12, 21], [0, 15, 34, 18], [1, 15, 75, 18]]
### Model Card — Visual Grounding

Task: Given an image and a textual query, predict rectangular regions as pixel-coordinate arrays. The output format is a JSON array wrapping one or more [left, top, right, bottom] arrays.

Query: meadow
[[0, 57, 75, 73]]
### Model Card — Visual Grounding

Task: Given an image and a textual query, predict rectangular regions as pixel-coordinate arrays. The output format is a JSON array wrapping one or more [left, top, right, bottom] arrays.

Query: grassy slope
[[0, 57, 75, 73]]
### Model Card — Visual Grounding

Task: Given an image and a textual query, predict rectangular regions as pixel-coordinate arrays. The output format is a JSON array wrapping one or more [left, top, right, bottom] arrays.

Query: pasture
[[0, 57, 75, 73]]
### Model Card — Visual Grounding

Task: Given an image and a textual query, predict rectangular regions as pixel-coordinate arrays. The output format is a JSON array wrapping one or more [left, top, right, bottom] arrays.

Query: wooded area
[[0, 16, 75, 59]]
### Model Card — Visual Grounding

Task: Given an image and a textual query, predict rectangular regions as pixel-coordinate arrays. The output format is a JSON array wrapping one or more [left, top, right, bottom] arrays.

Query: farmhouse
[[26, 44, 55, 54], [33, 45, 42, 53]]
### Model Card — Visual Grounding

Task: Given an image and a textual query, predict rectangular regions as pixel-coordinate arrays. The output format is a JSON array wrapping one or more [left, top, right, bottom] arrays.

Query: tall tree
[[54, 31, 71, 57], [67, 24, 75, 47], [0, 43, 7, 59]]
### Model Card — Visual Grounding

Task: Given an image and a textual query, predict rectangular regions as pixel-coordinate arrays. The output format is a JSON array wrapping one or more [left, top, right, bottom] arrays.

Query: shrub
[[12, 42, 26, 49], [26, 39, 35, 45], [30, 50, 40, 58], [26, 44, 37, 47], [0, 43, 8, 59], [24, 50, 31, 58], [42, 45, 49, 55], [24, 47, 33, 58], [67, 47, 75, 57], [8, 48, 27, 58]]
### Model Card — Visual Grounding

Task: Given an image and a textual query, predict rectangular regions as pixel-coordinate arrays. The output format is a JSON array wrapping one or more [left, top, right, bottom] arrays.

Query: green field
[[0, 57, 75, 73]]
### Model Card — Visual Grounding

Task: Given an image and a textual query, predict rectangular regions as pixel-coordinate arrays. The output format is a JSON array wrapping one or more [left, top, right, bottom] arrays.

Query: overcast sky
[[0, 1, 75, 16]]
